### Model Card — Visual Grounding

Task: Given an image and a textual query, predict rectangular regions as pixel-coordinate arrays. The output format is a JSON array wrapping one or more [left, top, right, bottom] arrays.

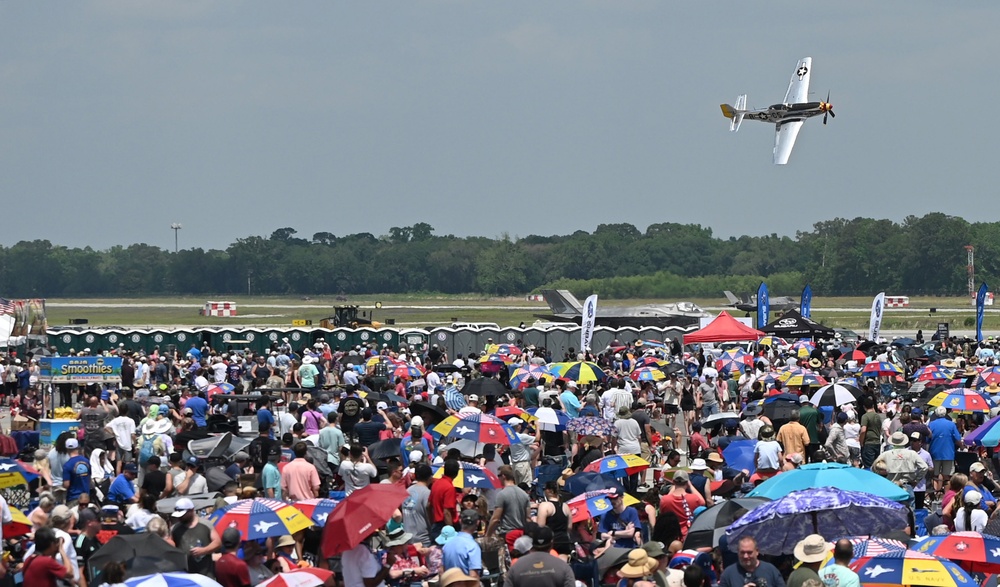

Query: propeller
[[821, 91, 835, 125]]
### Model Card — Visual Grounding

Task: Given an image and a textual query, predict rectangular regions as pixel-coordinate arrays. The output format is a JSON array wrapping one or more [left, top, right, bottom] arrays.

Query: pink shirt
[[281, 458, 320, 502]]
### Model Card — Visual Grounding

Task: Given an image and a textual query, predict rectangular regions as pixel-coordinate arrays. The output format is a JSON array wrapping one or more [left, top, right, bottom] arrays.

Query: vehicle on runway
[[723, 291, 798, 314], [535, 289, 708, 329], [720, 57, 835, 164]]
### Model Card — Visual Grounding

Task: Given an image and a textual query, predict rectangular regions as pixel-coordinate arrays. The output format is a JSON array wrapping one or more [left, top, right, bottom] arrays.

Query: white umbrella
[[809, 383, 860, 407], [125, 573, 223, 587], [532, 406, 562, 431]]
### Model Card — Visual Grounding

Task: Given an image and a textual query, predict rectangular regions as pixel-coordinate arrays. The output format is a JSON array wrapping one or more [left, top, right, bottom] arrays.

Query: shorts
[[512, 460, 533, 486], [933, 460, 955, 477], [664, 404, 679, 415], [117, 446, 134, 464]]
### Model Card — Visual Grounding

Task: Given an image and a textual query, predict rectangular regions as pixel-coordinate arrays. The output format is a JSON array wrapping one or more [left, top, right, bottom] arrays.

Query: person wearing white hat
[[955, 489, 989, 532], [789, 534, 829, 586], [872, 431, 928, 495], [170, 497, 221, 575]]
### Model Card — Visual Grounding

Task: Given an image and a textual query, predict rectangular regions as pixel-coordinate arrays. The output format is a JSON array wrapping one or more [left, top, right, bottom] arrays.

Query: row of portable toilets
[[46, 325, 692, 360]]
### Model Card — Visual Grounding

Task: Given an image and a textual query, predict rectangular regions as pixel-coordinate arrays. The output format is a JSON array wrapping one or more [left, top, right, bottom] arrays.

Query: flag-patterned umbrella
[[849, 550, 973, 587], [759, 336, 788, 348], [911, 531, 1000, 574], [784, 372, 828, 388], [790, 340, 815, 358], [208, 498, 313, 540], [927, 388, 992, 414], [0, 458, 38, 489], [566, 490, 641, 523], [391, 364, 425, 380], [914, 365, 955, 383], [432, 413, 521, 445], [492, 406, 536, 422], [977, 366, 1000, 388], [583, 454, 650, 477], [258, 569, 335, 587], [485, 344, 522, 357], [432, 462, 502, 489], [292, 497, 343, 526], [861, 362, 903, 377]]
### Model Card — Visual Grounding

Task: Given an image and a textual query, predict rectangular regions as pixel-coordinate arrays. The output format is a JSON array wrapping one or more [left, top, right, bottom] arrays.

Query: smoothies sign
[[39, 356, 123, 383]]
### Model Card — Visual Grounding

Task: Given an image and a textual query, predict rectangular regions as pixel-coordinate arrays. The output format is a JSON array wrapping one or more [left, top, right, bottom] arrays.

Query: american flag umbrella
[[391, 364, 425, 380], [292, 497, 343, 525], [432, 413, 520, 445], [783, 372, 828, 388], [633, 356, 670, 369], [843, 536, 908, 558], [124, 573, 223, 587], [927, 388, 992, 414], [759, 336, 788, 348], [258, 569, 335, 587], [911, 531, 1000, 574], [861, 362, 903, 377], [849, 550, 973, 587], [914, 365, 955, 383], [492, 406, 536, 422], [486, 344, 522, 357], [566, 490, 641, 523], [0, 458, 37, 489], [432, 461, 502, 489], [583, 454, 650, 478], [977, 366, 1000, 388], [208, 498, 313, 540]]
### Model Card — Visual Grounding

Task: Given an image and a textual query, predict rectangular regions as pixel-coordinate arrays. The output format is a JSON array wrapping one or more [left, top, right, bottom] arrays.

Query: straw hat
[[618, 549, 658, 579]]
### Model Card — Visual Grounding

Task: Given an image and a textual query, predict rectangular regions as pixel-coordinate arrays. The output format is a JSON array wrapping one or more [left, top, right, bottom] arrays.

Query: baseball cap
[[124, 463, 138, 473], [672, 470, 690, 484], [221, 527, 242, 549], [50, 505, 73, 525], [411, 416, 424, 428], [460, 509, 480, 526], [65, 438, 79, 450], [533, 526, 554, 548], [172, 498, 196, 517], [409, 450, 424, 463], [468, 394, 479, 403], [966, 490, 983, 505], [186, 456, 200, 467], [971, 462, 987, 473], [509, 417, 524, 426]]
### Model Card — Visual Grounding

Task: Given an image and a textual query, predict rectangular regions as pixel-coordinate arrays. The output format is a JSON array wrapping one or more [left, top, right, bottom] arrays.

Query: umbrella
[[410, 401, 448, 424], [790, 340, 815, 358], [156, 494, 221, 515], [508, 364, 550, 389], [562, 472, 626, 496], [441, 439, 490, 456], [206, 383, 235, 399], [726, 487, 908, 556], [322, 483, 410, 557], [293, 497, 343, 525], [432, 413, 520, 445], [746, 462, 909, 502], [566, 416, 615, 437], [716, 348, 752, 374], [392, 364, 424, 380], [976, 366, 1000, 388], [630, 366, 667, 382], [368, 438, 403, 461], [842, 349, 867, 361], [3, 506, 31, 537], [684, 497, 770, 550], [911, 531, 1000, 574], [566, 490, 641, 524], [493, 406, 535, 422], [548, 361, 608, 383], [460, 377, 507, 397], [88, 534, 189, 582], [583, 454, 650, 478], [259, 569, 335, 587], [808, 383, 861, 407], [634, 356, 670, 369], [914, 365, 955, 383], [837, 376, 862, 388], [927, 388, 992, 413], [700, 411, 742, 432], [861, 362, 903, 377], [125, 574, 222, 587], [528, 407, 571, 432], [964, 414, 1000, 447], [0, 458, 37, 488], [760, 394, 800, 423], [759, 336, 788, 348], [722, 439, 758, 475], [849, 550, 973, 587], [783, 372, 828, 388], [432, 462, 502, 489], [486, 344, 522, 357], [209, 498, 313, 540], [842, 536, 908, 558], [597, 547, 633, 577]]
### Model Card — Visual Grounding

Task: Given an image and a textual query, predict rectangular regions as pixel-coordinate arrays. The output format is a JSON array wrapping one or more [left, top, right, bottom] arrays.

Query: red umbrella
[[259, 568, 335, 587], [321, 484, 409, 557]]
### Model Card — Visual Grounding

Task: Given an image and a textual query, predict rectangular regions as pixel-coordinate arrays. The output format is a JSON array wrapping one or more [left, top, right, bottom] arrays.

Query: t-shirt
[[299, 364, 319, 388], [215, 552, 252, 587], [171, 520, 215, 577], [63, 455, 92, 501], [659, 491, 705, 538], [80, 406, 108, 436], [699, 382, 718, 406], [615, 418, 642, 455], [441, 531, 482, 574], [341, 543, 384, 587], [108, 416, 136, 451], [928, 417, 961, 461], [494, 485, 531, 534], [798, 405, 821, 444], [186, 396, 209, 427], [107, 474, 136, 504], [719, 561, 786, 587], [262, 462, 282, 500], [338, 397, 365, 437], [430, 475, 458, 524], [142, 469, 167, 499], [402, 484, 431, 546], [340, 460, 377, 494], [754, 440, 783, 470], [597, 506, 641, 549], [860, 411, 884, 445], [23, 554, 68, 587], [354, 420, 386, 447], [787, 566, 823, 587], [820, 564, 861, 587], [504, 551, 576, 587]]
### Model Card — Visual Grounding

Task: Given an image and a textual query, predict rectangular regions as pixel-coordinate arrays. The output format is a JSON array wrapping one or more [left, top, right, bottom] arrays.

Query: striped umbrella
[[432, 461, 502, 489], [548, 361, 608, 383], [208, 498, 313, 540], [566, 490, 641, 523], [583, 454, 650, 477], [292, 497, 343, 525], [630, 366, 667, 382], [790, 340, 815, 358], [716, 348, 752, 374], [508, 364, 550, 388], [964, 414, 1000, 447], [432, 413, 521, 445], [927, 388, 992, 413], [861, 362, 903, 377]]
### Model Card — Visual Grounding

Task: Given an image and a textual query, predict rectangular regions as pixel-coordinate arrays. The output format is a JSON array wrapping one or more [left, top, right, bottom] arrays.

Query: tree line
[[0, 213, 996, 299]]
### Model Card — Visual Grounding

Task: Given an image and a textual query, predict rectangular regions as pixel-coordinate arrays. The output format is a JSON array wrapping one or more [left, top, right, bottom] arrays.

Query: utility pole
[[170, 223, 182, 253], [966, 245, 975, 297]]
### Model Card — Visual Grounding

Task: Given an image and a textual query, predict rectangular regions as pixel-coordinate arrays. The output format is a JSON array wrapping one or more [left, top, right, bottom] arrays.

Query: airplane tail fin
[[541, 289, 584, 315], [723, 290, 740, 305], [720, 94, 747, 132]]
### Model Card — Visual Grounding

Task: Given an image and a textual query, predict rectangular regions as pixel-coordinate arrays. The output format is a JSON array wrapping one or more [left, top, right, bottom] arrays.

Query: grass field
[[39, 294, 994, 333]]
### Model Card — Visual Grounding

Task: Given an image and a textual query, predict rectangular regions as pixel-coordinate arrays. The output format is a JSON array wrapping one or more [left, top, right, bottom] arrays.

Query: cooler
[[39, 419, 80, 448]]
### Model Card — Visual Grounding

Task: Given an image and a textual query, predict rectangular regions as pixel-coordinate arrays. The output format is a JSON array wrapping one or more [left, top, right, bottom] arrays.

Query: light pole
[[170, 223, 182, 253]]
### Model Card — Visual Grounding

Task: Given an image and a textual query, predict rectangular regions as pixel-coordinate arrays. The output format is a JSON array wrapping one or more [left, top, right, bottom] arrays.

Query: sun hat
[[889, 431, 909, 447], [618, 549, 658, 578], [275, 535, 296, 549], [689, 458, 708, 471], [440, 568, 480, 587], [793, 534, 830, 563], [384, 527, 413, 547], [706, 453, 724, 465], [435, 525, 458, 545]]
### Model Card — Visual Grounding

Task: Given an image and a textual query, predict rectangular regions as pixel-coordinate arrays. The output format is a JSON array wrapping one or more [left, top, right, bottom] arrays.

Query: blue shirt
[[257, 408, 275, 435], [598, 506, 642, 549], [186, 396, 209, 427], [560, 391, 582, 418], [441, 531, 482, 574], [107, 473, 135, 504], [928, 417, 961, 461], [262, 462, 282, 500], [63, 455, 91, 501], [962, 484, 996, 511]]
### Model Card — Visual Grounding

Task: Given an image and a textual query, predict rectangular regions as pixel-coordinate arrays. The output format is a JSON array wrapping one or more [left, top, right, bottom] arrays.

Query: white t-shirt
[[954, 507, 988, 532], [212, 362, 227, 383], [844, 423, 861, 448], [340, 460, 377, 494], [108, 416, 137, 451], [754, 440, 782, 470], [341, 543, 384, 587], [615, 418, 642, 455]]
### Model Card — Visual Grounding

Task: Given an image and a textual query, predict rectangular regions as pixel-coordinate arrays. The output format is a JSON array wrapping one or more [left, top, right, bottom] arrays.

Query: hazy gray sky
[[2, 1, 997, 251]]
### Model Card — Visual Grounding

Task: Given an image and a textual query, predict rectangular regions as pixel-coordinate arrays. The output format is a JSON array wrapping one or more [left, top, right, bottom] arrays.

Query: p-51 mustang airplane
[[720, 57, 835, 164]]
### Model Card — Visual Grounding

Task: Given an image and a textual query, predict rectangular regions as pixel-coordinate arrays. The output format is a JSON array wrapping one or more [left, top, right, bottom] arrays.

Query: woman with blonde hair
[[29, 493, 55, 531]]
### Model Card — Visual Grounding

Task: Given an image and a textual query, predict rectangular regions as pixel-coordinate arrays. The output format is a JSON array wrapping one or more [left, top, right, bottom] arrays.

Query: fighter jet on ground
[[536, 290, 708, 329], [723, 291, 798, 314], [720, 57, 835, 164]]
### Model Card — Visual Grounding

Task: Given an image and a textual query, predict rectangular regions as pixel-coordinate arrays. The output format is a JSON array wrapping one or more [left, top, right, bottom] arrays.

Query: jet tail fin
[[723, 291, 740, 305], [541, 289, 584, 315], [720, 94, 747, 132]]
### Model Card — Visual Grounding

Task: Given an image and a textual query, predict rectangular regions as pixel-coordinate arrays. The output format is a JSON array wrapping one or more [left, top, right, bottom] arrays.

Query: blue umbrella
[[563, 472, 626, 496], [745, 462, 909, 502], [722, 439, 757, 475], [726, 487, 908, 556]]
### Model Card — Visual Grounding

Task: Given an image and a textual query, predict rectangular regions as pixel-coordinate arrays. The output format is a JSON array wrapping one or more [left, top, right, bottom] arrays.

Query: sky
[[2, 1, 998, 251]]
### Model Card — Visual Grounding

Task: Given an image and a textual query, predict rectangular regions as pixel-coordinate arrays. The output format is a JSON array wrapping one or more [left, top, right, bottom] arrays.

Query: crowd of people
[[0, 331, 998, 587]]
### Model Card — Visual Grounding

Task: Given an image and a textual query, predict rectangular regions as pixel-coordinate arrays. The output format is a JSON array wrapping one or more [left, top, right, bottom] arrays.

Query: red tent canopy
[[683, 311, 764, 344]]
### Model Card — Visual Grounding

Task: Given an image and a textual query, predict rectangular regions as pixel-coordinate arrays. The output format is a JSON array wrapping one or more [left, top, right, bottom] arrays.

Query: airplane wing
[[773, 120, 804, 165], [783, 57, 811, 104]]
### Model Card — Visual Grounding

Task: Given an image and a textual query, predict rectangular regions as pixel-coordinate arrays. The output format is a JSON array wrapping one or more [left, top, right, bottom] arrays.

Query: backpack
[[138, 433, 157, 465]]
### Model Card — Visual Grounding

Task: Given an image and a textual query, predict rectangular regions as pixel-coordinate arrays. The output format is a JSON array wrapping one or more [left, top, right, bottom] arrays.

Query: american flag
[[0, 298, 13, 316], [851, 536, 907, 558]]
